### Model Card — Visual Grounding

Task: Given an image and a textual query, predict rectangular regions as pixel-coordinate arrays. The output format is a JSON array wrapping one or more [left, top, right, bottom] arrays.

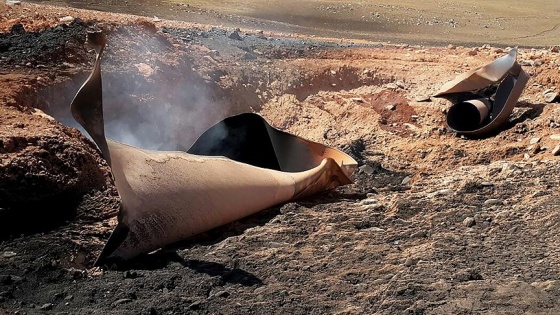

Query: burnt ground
[[1, 2, 560, 315]]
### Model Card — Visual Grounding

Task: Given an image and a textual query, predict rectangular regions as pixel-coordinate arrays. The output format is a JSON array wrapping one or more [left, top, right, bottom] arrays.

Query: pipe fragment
[[434, 48, 529, 137], [69, 31, 357, 266]]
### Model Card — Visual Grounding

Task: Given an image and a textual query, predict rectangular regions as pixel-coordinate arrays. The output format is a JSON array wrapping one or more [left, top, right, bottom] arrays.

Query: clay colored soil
[[1, 1, 560, 315]]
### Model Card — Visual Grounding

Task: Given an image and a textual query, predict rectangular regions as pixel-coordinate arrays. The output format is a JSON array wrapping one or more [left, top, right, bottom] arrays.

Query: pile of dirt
[[1, 2, 560, 315], [0, 18, 92, 66]]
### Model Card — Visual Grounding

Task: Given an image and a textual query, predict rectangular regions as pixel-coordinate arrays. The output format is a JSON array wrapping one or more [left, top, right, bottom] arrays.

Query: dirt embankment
[[1, 2, 560, 315]]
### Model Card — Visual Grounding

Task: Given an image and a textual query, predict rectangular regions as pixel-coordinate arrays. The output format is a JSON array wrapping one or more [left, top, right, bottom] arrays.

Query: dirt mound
[[0, 104, 118, 238], [0, 18, 92, 66]]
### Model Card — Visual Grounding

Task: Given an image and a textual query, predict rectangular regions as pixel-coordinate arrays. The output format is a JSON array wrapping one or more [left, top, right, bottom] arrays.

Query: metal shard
[[69, 31, 357, 266], [434, 48, 529, 137]]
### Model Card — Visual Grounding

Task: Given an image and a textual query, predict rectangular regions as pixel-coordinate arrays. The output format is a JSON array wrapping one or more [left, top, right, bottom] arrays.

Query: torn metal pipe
[[434, 48, 529, 137], [69, 31, 357, 266], [446, 98, 491, 132]]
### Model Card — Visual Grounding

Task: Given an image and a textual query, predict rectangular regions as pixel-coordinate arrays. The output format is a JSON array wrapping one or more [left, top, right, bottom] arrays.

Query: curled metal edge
[[69, 31, 357, 266], [433, 48, 519, 97], [69, 30, 111, 165], [187, 112, 357, 180], [434, 48, 529, 137]]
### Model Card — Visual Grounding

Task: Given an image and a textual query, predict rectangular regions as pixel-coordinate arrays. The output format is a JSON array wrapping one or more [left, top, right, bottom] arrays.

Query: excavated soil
[[1, 2, 560, 315]]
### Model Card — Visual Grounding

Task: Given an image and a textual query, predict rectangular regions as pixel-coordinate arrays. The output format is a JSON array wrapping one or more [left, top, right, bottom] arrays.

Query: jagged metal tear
[[70, 31, 357, 266], [433, 48, 529, 137], [188, 112, 356, 176]]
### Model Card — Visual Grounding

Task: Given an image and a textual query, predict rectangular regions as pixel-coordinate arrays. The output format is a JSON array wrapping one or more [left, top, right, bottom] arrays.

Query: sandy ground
[[1, 1, 560, 315], [26, 0, 560, 47]]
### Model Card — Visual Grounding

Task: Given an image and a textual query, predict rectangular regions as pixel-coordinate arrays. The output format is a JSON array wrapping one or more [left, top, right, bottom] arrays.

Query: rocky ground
[[1, 2, 560, 315]]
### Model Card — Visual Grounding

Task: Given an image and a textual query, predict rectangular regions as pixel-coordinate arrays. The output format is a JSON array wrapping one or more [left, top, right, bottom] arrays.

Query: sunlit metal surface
[[434, 48, 529, 137], [70, 31, 357, 266]]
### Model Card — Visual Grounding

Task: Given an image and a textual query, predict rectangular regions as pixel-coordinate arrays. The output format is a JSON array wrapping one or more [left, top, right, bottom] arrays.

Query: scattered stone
[[463, 217, 475, 227], [2, 251, 17, 258], [401, 176, 412, 185], [243, 52, 257, 60], [529, 137, 541, 145], [429, 189, 453, 197], [202, 55, 218, 65], [113, 298, 132, 305], [6, 0, 21, 5], [410, 230, 427, 238], [551, 46, 560, 53], [59, 16, 74, 23], [89, 268, 104, 277], [134, 63, 154, 77], [385, 104, 396, 111], [550, 134, 560, 141], [123, 270, 138, 279], [404, 257, 416, 267], [447, 44, 456, 49], [552, 144, 560, 156], [385, 83, 398, 90], [455, 270, 483, 282], [351, 97, 364, 103], [359, 164, 374, 175], [362, 204, 384, 212], [404, 123, 418, 130], [545, 92, 559, 103], [152, 16, 162, 22], [467, 49, 478, 56], [228, 31, 242, 40], [372, 278, 387, 285], [484, 199, 502, 206], [524, 153, 531, 159], [360, 198, 378, 205], [39, 303, 53, 311], [415, 95, 431, 102], [365, 226, 385, 232], [9, 275, 22, 283]]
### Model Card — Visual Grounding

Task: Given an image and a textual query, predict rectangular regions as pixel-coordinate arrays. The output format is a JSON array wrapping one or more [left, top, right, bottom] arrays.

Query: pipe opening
[[446, 98, 491, 132]]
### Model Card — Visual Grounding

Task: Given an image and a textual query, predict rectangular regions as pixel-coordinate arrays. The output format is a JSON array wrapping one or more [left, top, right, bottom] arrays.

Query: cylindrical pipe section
[[446, 98, 491, 132]]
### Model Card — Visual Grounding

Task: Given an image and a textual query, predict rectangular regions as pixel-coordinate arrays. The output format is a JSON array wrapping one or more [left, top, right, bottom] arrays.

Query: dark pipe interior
[[188, 113, 282, 171], [446, 102, 486, 132]]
